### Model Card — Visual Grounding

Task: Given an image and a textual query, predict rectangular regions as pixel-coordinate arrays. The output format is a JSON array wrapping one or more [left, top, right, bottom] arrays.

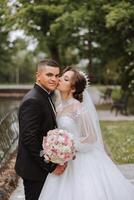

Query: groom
[[15, 59, 66, 200]]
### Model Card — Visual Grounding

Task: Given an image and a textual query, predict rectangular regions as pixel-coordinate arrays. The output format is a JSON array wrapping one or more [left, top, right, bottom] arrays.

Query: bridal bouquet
[[41, 129, 76, 165]]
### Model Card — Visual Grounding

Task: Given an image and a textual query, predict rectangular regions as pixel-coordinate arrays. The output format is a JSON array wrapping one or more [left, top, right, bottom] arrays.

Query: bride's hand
[[53, 163, 67, 176]]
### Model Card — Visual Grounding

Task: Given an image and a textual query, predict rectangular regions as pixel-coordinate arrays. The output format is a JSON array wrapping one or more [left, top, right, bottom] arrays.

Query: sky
[[9, 29, 38, 51]]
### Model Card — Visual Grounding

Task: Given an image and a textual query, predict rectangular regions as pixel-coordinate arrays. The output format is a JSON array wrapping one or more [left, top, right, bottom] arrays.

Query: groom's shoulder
[[20, 87, 42, 106], [23, 87, 36, 99]]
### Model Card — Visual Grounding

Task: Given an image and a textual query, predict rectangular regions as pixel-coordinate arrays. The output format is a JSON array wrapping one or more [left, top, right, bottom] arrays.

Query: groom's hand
[[53, 163, 67, 176]]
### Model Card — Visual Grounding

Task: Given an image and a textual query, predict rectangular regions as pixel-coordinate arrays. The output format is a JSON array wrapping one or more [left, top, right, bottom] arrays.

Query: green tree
[[8, 0, 65, 63], [104, 1, 134, 94], [0, 0, 13, 83], [10, 38, 36, 83], [2, 0, 133, 91]]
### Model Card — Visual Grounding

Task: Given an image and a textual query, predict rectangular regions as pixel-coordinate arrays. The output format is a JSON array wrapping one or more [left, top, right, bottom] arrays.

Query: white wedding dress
[[39, 94, 134, 200]]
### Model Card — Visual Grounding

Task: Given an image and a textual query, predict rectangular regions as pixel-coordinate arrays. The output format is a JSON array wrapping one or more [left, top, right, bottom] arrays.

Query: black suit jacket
[[15, 84, 57, 181]]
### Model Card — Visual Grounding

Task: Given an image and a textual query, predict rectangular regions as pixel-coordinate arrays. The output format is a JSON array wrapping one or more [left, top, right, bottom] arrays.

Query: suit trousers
[[23, 178, 46, 200]]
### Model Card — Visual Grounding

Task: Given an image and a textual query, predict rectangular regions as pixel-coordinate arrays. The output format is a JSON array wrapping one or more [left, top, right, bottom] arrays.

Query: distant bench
[[111, 93, 129, 116]]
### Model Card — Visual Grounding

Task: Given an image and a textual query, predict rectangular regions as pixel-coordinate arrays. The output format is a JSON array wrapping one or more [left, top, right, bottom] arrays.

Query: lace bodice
[[57, 114, 81, 139], [56, 97, 99, 152], [56, 98, 81, 139]]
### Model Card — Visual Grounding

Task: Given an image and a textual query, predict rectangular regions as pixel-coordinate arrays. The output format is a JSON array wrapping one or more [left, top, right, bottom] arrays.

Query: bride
[[39, 66, 134, 200]]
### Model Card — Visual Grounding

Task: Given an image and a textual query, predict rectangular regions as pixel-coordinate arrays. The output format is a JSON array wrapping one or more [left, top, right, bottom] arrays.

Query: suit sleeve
[[19, 98, 56, 173]]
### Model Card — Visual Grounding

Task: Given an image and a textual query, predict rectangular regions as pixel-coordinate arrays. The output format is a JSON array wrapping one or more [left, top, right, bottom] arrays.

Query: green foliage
[[0, 0, 13, 82], [103, 1, 134, 94], [0, 0, 133, 89], [10, 39, 36, 83], [104, 2, 134, 30]]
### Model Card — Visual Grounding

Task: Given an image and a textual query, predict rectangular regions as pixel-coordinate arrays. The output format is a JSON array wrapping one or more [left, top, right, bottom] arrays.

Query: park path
[[9, 87, 134, 200]]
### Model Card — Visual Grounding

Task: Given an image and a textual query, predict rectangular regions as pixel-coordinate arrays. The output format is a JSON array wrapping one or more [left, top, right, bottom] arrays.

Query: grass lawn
[[95, 103, 111, 110], [100, 121, 134, 164]]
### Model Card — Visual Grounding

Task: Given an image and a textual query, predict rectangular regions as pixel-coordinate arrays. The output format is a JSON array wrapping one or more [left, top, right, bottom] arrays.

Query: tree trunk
[[49, 45, 60, 64], [16, 68, 19, 84], [87, 40, 95, 82]]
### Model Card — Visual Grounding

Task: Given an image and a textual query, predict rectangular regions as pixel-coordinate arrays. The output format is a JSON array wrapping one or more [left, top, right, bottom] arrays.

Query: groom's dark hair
[[37, 59, 60, 70]]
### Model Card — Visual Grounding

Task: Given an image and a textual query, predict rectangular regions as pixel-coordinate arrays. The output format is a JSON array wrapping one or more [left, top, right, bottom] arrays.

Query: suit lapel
[[34, 84, 57, 127], [48, 97, 56, 116], [47, 98, 57, 127]]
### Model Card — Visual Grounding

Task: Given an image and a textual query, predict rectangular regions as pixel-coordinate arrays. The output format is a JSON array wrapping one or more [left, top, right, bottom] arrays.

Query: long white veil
[[82, 90, 104, 150]]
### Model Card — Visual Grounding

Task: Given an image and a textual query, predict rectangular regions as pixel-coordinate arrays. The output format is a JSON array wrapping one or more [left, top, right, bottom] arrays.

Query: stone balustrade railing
[[0, 108, 19, 165]]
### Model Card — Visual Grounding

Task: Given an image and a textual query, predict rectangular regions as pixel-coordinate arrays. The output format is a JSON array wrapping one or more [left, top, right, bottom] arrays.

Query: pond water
[[0, 99, 20, 119]]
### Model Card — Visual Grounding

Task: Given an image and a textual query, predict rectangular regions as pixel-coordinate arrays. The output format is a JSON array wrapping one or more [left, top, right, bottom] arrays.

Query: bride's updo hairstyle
[[62, 66, 87, 102]]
